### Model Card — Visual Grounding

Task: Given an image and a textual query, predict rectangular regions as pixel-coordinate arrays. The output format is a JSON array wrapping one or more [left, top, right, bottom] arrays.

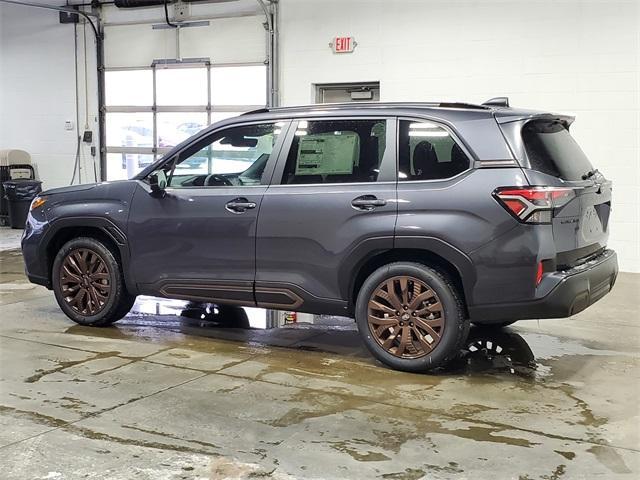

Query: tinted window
[[522, 120, 593, 181], [398, 120, 469, 181], [281, 119, 386, 184], [165, 123, 281, 188]]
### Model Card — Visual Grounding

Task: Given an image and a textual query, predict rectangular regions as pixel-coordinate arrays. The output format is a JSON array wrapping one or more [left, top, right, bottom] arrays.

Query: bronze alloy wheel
[[60, 248, 111, 316], [367, 275, 445, 359]]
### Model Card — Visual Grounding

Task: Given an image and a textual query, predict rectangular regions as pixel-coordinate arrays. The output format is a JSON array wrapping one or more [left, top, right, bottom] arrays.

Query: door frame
[[130, 119, 294, 305], [314, 82, 381, 104], [253, 116, 399, 315]]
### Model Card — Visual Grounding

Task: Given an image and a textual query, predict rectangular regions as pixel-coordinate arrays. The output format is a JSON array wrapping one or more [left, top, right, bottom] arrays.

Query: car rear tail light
[[536, 261, 544, 286], [493, 186, 575, 224]]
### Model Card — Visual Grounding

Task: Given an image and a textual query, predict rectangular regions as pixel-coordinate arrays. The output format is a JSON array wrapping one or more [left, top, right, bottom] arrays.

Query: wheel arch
[[43, 218, 136, 294], [347, 238, 476, 316]]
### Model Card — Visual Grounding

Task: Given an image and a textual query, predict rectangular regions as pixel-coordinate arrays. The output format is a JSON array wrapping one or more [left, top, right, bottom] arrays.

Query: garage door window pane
[[106, 113, 153, 148], [211, 66, 266, 106], [107, 153, 154, 181], [211, 111, 243, 124], [157, 112, 208, 148], [156, 68, 208, 106], [105, 70, 153, 106]]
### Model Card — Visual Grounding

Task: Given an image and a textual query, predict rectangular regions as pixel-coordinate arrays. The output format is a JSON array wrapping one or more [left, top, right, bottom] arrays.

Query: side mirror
[[148, 170, 167, 196]]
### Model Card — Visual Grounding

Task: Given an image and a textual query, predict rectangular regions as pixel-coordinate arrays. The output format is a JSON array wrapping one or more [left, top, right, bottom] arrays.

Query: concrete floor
[[0, 248, 638, 480]]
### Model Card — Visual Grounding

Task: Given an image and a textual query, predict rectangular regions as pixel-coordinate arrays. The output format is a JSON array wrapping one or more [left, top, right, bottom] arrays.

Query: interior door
[[128, 121, 287, 304], [255, 117, 397, 315]]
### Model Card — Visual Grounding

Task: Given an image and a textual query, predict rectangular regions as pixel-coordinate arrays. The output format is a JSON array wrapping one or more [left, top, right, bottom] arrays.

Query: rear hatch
[[520, 118, 611, 269]]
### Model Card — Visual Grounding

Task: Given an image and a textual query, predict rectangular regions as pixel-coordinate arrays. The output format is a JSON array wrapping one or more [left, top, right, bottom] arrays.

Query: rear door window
[[280, 119, 386, 184], [522, 120, 593, 181], [398, 120, 470, 181]]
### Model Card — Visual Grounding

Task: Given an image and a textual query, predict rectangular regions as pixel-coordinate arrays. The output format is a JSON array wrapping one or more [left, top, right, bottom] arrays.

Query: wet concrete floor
[[0, 248, 638, 479]]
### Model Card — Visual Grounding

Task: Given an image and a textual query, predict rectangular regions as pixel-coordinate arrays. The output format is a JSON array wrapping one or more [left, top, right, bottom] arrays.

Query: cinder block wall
[[279, 0, 640, 272]]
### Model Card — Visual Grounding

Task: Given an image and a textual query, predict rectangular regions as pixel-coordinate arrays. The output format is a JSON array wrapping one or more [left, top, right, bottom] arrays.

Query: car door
[[255, 117, 397, 315], [128, 120, 287, 305]]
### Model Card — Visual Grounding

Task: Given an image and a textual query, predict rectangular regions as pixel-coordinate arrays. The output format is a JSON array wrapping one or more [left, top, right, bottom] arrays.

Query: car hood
[[42, 183, 97, 196], [42, 180, 133, 197]]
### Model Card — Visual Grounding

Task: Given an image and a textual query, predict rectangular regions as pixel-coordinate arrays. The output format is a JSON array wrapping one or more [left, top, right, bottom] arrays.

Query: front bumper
[[21, 210, 52, 289], [469, 249, 618, 323]]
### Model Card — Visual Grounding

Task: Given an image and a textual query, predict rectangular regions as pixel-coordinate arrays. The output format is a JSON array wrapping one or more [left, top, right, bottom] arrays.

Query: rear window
[[522, 120, 593, 181]]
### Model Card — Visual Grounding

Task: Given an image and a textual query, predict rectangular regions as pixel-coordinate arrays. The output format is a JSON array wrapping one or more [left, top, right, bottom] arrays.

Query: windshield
[[522, 120, 594, 181]]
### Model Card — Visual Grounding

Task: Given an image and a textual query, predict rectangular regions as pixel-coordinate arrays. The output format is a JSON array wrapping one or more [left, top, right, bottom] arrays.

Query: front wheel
[[52, 237, 136, 326], [355, 262, 469, 373]]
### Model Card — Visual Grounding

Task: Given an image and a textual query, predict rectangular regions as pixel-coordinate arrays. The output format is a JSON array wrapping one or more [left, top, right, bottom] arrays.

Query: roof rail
[[242, 101, 492, 114], [482, 97, 510, 108]]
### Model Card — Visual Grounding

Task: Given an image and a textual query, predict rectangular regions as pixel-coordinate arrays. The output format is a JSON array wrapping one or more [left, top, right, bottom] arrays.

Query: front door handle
[[351, 195, 387, 211], [225, 197, 257, 214]]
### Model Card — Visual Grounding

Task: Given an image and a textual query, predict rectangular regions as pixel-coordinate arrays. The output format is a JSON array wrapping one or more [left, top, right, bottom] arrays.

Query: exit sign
[[332, 36, 356, 53]]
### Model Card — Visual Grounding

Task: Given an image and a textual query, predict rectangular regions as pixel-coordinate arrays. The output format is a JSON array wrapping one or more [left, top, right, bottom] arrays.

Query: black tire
[[471, 320, 518, 329], [355, 262, 469, 373], [52, 237, 136, 326]]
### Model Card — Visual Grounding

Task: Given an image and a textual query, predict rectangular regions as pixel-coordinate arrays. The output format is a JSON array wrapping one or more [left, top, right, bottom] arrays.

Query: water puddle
[[62, 296, 556, 378]]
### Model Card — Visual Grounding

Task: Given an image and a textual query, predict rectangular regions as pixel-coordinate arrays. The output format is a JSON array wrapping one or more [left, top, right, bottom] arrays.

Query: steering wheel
[[204, 174, 233, 186]]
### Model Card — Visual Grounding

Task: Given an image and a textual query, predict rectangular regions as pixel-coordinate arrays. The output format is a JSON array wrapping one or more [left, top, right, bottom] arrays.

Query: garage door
[[101, 10, 267, 180]]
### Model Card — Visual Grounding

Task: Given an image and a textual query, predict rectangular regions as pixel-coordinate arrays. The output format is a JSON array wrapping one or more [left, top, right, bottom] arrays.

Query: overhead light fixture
[[408, 131, 449, 137], [152, 57, 211, 66], [409, 122, 449, 137]]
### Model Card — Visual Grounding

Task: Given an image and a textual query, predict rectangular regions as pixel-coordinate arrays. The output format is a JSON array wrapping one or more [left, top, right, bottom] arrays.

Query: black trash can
[[3, 180, 42, 229]]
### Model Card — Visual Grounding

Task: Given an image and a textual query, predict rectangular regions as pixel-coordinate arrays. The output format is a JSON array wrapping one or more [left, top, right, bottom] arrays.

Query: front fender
[[29, 181, 138, 292], [38, 216, 137, 294]]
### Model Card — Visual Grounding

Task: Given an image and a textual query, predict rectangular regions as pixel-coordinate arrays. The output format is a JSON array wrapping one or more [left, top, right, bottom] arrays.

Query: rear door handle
[[225, 197, 257, 214], [351, 195, 387, 211]]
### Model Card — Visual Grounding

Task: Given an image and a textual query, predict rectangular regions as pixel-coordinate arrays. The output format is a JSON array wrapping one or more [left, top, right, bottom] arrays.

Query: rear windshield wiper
[[581, 168, 600, 180]]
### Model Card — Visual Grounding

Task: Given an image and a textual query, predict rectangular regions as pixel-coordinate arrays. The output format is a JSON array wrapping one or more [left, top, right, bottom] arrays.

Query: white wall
[[0, 1, 266, 191], [1, 1, 638, 272], [279, 0, 640, 272], [0, 5, 98, 189]]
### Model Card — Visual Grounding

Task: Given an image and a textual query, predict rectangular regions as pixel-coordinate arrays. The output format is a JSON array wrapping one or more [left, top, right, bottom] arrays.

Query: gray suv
[[21, 99, 618, 372]]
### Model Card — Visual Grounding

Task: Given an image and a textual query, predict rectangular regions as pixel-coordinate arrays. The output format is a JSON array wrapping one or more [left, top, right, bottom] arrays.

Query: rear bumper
[[469, 249, 618, 323]]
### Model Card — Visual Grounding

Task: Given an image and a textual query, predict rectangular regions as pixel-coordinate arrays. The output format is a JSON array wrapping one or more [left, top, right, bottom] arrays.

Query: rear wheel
[[52, 237, 136, 326], [355, 262, 469, 372]]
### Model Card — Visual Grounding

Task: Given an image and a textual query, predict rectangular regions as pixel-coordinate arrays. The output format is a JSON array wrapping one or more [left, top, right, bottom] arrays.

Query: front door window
[[163, 123, 283, 188]]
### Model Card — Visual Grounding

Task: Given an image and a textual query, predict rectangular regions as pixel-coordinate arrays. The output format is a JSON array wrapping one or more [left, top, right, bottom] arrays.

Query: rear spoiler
[[494, 111, 575, 125]]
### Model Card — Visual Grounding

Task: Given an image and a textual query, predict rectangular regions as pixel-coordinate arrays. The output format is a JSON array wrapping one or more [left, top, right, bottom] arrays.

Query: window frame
[[104, 62, 268, 179], [396, 116, 475, 183], [147, 119, 291, 189], [269, 116, 397, 187]]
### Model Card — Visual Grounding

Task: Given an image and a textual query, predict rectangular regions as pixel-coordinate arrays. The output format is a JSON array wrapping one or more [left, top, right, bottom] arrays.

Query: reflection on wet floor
[[88, 295, 542, 378], [2, 247, 639, 478]]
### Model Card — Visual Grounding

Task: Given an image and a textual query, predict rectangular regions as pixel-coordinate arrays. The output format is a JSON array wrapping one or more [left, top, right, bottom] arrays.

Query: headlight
[[30, 196, 47, 211]]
